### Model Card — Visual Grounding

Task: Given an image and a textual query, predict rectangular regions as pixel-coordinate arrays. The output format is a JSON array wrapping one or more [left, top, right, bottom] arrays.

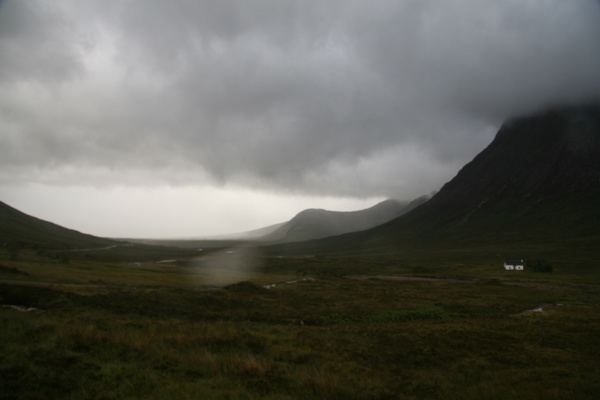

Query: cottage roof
[[505, 260, 524, 265]]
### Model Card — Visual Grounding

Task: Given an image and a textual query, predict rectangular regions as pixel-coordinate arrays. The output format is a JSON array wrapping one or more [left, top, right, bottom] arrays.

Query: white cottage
[[504, 260, 524, 271]]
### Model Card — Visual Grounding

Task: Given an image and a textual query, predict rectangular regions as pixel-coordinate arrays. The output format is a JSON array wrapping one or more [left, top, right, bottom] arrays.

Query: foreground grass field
[[1, 249, 599, 399]]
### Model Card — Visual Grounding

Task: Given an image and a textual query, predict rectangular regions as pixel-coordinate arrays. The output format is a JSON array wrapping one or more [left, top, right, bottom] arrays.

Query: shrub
[[530, 259, 553, 273]]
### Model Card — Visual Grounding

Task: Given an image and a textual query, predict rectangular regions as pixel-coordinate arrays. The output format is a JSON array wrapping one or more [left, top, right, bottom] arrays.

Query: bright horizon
[[1, 183, 385, 239]]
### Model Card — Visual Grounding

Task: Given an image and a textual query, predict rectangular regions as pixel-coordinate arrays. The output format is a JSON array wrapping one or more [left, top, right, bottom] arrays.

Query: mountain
[[0, 201, 119, 250], [268, 103, 600, 268], [422, 102, 600, 219], [197, 222, 286, 241], [259, 197, 429, 243], [188, 197, 429, 244]]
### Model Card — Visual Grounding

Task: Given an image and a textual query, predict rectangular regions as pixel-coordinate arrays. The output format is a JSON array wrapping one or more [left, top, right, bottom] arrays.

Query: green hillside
[[0, 201, 118, 250]]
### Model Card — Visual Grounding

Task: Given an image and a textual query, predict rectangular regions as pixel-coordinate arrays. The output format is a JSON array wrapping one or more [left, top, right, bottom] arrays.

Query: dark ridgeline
[[425, 103, 600, 216], [0, 201, 118, 250], [270, 102, 600, 265]]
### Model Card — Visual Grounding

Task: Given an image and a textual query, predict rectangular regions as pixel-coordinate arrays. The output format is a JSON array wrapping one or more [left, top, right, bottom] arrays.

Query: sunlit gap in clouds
[[189, 247, 262, 287]]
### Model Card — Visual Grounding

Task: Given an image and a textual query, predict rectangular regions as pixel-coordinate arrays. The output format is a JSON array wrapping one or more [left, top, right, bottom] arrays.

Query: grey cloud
[[349, 0, 600, 119], [1, 0, 599, 201], [0, 0, 83, 82]]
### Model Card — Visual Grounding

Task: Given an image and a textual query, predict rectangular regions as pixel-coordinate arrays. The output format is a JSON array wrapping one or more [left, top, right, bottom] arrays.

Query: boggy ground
[[1, 252, 599, 399]]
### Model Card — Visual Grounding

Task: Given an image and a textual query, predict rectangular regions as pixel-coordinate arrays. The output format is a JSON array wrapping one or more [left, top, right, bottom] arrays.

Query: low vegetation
[[530, 259, 554, 273], [1, 247, 599, 399]]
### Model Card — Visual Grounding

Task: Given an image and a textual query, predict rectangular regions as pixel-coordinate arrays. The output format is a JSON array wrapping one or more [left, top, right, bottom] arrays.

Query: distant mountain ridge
[[268, 102, 600, 267], [259, 197, 429, 243], [138, 197, 430, 249]]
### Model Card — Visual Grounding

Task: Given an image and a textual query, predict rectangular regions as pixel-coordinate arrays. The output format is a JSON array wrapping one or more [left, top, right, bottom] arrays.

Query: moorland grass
[[1, 249, 599, 399]]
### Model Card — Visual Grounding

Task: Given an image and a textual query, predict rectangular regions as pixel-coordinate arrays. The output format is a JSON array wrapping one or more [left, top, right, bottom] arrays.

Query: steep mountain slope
[[269, 103, 600, 268], [422, 103, 600, 221], [0, 201, 118, 250], [260, 197, 429, 243]]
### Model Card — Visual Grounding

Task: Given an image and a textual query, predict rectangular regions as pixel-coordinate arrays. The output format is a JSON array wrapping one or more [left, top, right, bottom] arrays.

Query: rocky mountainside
[[423, 103, 600, 221]]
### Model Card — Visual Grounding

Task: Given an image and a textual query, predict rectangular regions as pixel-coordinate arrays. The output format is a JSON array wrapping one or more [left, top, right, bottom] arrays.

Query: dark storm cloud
[[1, 0, 599, 199]]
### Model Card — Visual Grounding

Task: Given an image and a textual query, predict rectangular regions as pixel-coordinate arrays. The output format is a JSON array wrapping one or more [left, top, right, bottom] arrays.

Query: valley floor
[[1, 251, 599, 399]]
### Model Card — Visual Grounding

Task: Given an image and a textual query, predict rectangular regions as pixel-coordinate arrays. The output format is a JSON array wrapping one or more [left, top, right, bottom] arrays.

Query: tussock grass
[[1, 249, 599, 399]]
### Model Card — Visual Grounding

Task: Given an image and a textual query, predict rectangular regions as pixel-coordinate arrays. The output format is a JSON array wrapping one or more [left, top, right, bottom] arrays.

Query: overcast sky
[[1, 0, 599, 238]]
